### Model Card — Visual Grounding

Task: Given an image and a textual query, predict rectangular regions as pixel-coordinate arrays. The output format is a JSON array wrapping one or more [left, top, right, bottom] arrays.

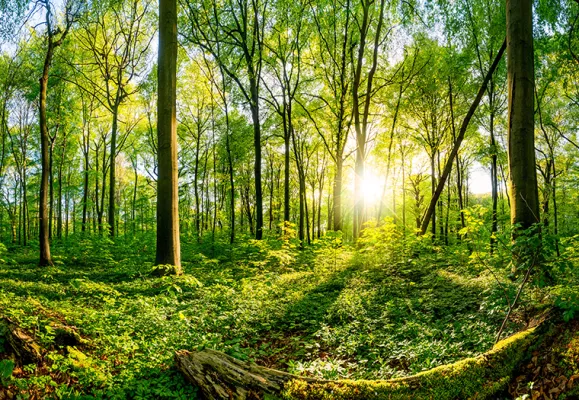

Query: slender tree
[[38, 0, 77, 266]]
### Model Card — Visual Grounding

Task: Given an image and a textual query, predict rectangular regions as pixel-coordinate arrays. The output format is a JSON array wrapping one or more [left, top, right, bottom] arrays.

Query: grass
[[0, 231, 528, 398]]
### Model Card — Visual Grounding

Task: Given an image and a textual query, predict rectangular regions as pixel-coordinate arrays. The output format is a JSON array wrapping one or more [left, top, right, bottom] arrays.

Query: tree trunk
[[194, 132, 201, 241], [49, 139, 54, 239], [82, 146, 89, 233], [132, 157, 138, 235], [224, 104, 235, 244], [250, 88, 263, 240], [333, 158, 343, 232], [57, 150, 63, 239], [506, 0, 540, 231], [283, 131, 291, 226], [108, 104, 119, 237], [430, 155, 436, 238], [298, 174, 305, 244], [401, 153, 406, 233], [490, 103, 499, 253], [156, 0, 181, 266], [269, 158, 274, 231], [22, 174, 27, 246], [39, 42, 54, 266], [552, 166, 560, 256]]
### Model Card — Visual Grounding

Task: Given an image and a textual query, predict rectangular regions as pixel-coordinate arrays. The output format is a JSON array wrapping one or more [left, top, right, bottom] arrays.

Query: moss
[[282, 328, 535, 400], [151, 264, 183, 277]]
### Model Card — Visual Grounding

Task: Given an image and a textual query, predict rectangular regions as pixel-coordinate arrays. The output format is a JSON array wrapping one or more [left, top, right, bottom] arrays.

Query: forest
[[0, 0, 578, 398]]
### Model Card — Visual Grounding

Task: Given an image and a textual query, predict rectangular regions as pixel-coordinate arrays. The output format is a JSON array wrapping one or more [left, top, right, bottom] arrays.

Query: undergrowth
[[0, 218, 575, 398]]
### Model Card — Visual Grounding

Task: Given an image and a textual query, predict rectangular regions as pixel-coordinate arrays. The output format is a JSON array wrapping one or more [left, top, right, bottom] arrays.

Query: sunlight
[[360, 168, 384, 206]]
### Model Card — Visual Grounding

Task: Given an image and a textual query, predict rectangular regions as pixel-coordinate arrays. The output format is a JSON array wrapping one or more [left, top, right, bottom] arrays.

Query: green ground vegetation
[[1, 220, 577, 398]]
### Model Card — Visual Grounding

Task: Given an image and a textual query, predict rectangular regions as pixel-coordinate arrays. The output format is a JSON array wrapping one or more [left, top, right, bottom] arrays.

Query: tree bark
[[156, 0, 181, 266], [507, 0, 540, 231]]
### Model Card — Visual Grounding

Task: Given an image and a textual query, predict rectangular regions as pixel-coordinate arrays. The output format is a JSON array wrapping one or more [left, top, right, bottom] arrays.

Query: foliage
[[0, 233, 537, 397]]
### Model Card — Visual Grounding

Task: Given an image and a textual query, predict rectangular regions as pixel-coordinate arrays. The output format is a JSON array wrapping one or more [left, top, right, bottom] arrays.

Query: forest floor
[[0, 233, 577, 399]]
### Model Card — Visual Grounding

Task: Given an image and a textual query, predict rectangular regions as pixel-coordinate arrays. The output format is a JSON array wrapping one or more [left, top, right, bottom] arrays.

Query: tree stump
[[0, 317, 43, 364]]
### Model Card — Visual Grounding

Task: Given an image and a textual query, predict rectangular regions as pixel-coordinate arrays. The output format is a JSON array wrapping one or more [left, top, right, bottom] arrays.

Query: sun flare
[[360, 168, 384, 205]]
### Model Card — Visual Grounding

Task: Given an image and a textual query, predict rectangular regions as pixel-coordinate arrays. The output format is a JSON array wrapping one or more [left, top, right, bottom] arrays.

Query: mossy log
[[175, 348, 320, 399], [176, 327, 537, 400], [0, 317, 43, 364]]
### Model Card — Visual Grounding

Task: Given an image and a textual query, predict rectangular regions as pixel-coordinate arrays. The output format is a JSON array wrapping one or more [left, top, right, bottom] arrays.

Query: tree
[[183, 0, 268, 240], [303, 0, 354, 233], [262, 0, 308, 227], [75, 0, 153, 237], [38, 0, 78, 266], [155, 0, 180, 266], [351, 0, 388, 240], [506, 0, 540, 231]]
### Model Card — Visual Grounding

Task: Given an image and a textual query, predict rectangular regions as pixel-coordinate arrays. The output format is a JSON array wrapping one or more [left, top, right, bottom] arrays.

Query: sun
[[360, 168, 384, 205]]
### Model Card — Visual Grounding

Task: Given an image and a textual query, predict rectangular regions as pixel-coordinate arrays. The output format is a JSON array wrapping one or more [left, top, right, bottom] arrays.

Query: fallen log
[[0, 317, 43, 364], [176, 326, 538, 400], [175, 348, 321, 399]]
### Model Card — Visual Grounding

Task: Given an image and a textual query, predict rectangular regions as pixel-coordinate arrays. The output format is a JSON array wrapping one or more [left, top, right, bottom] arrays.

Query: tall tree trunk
[[401, 152, 406, 234], [202, 149, 210, 232], [49, 140, 54, 240], [132, 156, 138, 235], [57, 150, 63, 238], [305, 183, 310, 245], [269, 158, 274, 231], [194, 133, 201, 242], [108, 104, 119, 237], [445, 179, 450, 245], [317, 170, 324, 238], [552, 166, 560, 256], [448, 78, 466, 234], [430, 155, 436, 238], [333, 158, 343, 231], [298, 175, 305, 244], [283, 129, 290, 224], [39, 42, 55, 266], [250, 84, 263, 240], [22, 174, 27, 246], [311, 180, 316, 240], [225, 105, 235, 244], [156, 0, 181, 266], [65, 165, 71, 237], [82, 148, 89, 232], [506, 0, 540, 231], [490, 100, 499, 253]]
